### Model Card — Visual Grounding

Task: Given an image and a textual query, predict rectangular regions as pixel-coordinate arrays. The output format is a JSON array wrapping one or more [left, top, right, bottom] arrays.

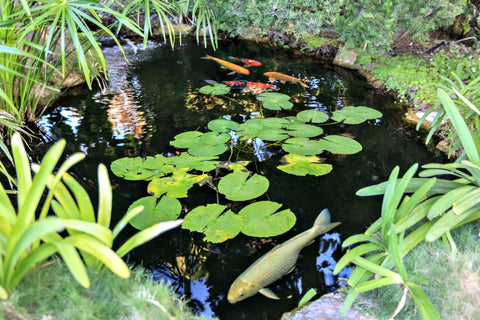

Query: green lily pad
[[331, 106, 383, 124], [317, 135, 363, 154], [182, 204, 243, 243], [147, 169, 208, 198], [128, 195, 182, 230], [277, 154, 333, 176], [110, 156, 173, 181], [237, 121, 264, 140], [199, 84, 231, 95], [198, 132, 231, 145], [256, 92, 291, 101], [259, 117, 290, 128], [296, 110, 329, 123], [282, 138, 324, 156], [257, 128, 289, 141], [188, 143, 228, 157], [217, 161, 251, 172], [170, 131, 203, 148], [208, 119, 239, 132], [218, 171, 269, 201], [238, 201, 296, 237], [256, 92, 293, 110], [170, 152, 219, 172], [286, 123, 324, 138]]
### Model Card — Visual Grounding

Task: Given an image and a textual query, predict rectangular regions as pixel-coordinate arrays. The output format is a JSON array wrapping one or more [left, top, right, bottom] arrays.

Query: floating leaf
[[188, 143, 228, 157], [256, 92, 293, 110], [286, 123, 324, 138], [282, 138, 324, 156], [199, 84, 231, 95], [208, 119, 239, 132], [128, 195, 182, 230], [257, 128, 289, 141], [170, 152, 219, 172], [296, 110, 329, 123], [239, 201, 296, 237], [277, 154, 333, 176], [147, 169, 208, 198], [198, 132, 231, 145], [182, 204, 243, 243], [237, 121, 264, 140], [331, 106, 383, 124], [217, 161, 251, 172], [260, 118, 290, 128], [170, 131, 203, 148], [110, 156, 172, 180], [317, 135, 362, 154], [218, 171, 269, 201]]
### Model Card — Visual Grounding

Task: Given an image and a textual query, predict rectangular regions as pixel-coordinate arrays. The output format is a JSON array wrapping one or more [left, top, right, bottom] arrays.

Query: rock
[[281, 292, 377, 320], [333, 47, 360, 70]]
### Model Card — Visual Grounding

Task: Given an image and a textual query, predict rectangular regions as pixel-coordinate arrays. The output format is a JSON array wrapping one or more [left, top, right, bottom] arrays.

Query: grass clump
[[299, 34, 339, 51], [0, 259, 208, 320], [357, 223, 480, 319]]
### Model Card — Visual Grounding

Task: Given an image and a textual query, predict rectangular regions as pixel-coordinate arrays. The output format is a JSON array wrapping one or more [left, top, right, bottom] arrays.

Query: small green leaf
[[208, 119, 239, 132], [277, 154, 332, 176], [282, 138, 324, 156], [128, 196, 182, 230], [298, 288, 317, 307], [331, 106, 383, 124], [218, 172, 269, 201], [198, 132, 231, 145], [147, 170, 208, 198], [199, 84, 231, 95], [239, 201, 296, 237], [237, 121, 264, 140], [170, 131, 203, 149], [296, 110, 329, 123], [257, 128, 289, 141], [110, 156, 172, 180], [188, 143, 228, 157], [317, 135, 362, 154], [256, 92, 293, 110], [286, 123, 324, 138]]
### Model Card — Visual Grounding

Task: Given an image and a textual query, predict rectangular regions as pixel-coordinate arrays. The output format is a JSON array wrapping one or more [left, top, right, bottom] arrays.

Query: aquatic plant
[[0, 133, 182, 299]]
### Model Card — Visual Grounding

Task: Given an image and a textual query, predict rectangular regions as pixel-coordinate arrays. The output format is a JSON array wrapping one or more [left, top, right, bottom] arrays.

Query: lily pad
[[218, 171, 269, 201], [286, 123, 324, 138], [208, 119, 239, 132], [256, 92, 291, 101], [170, 131, 203, 148], [198, 132, 231, 145], [170, 152, 219, 172], [282, 138, 324, 156], [188, 143, 228, 157], [128, 195, 182, 230], [277, 154, 333, 176], [256, 92, 293, 110], [238, 201, 296, 237], [317, 135, 363, 154], [110, 156, 172, 181], [296, 110, 329, 123], [257, 128, 289, 141], [182, 204, 243, 243], [259, 117, 290, 128], [237, 121, 264, 140], [199, 84, 231, 95], [331, 106, 383, 124], [147, 169, 208, 198]]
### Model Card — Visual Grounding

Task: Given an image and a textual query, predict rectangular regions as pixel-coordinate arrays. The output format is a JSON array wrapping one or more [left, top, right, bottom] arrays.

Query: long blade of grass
[[395, 196, 438, 233], [355, 276, 401, 293], [62, 219, 113, 247], [352, 256, 402, 282], [407, 282, 441, 320], [61, 173, 95, 222], [112, 206, 144, 239], [452, 187, 480, 215], [341, 234, 386, 248], [395, 177, 436, 222], [428, 185, 476, 219], [97, 164, 112, 228], [334, 243, 385, 275], [55, 241, 89, 288], [357, 178, 468, 197]]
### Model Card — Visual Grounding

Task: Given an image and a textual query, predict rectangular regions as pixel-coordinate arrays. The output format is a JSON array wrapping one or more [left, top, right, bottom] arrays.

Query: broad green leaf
[[428, 185, 476, 219], [257, 92, 293, 110], [238, 201, 296, 237], [296, 110, 329, 123], [55, 241, 90, 288], [170, 131, 203, 148], [352, 257, 402, 282], [396, 197, 439, 233], [356, 178, 467, 196], [282, 138, 324, 156], [218, 172, 269, 201], [128, 196, 182, 230], [170, 152, 219, 172], [147, 171, 208, 198], [298, 288, 317, 307], [62, 219, 113, 247], [97, 164, 112, 229], [407, 282, 441, 320], [256, 92, 291, 101], [199, 84, 230, 95], [110, 156, 172, 180], [334, 243, 384, 274], [257, 128, 289, 141], [286, 123, 324, 138], [182, 204, 229, 232], [317, 135, 362, 154], [395, 177, 436, 222], [425, 206, 479, 242], [355, 277, 401, 293], [237, 121, 264, 140], [116, 220, 183, 258], [188, 142, 228, 157], [331, 106, 382, 124], [203, 211, 243, 243], [453, 187, 480, 215], [198, 132, 231, 145], [259, 117, 290, 128], [208, 119, 239, 132], [277, 154, 332, 176]]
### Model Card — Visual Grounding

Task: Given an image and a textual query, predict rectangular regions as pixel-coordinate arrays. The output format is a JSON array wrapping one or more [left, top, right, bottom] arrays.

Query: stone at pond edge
[[281, 292, 377, 320]]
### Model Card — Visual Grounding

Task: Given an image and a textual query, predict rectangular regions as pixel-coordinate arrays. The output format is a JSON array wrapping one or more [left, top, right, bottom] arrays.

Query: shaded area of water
[[38, 38, 442, 319]]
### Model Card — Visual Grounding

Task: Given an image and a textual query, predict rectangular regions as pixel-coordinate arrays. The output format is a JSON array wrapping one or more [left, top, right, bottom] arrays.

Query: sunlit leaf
[[198, 132, 231, 145], [239, 201, 296, 237], [128, 195, 182, 230], [237, 121, 264, 140], [170, 131, 203, 148], [188, 142, 228, 157], [286, 123, 324, 138], [277, 154, 332, 176], [282, 138, 324, 156], [170, 152, 219, 172], [208, 119, 239, 132], [259, 118, 290, 128], [257, 128, 289, 141], [331, 106, 383, 124], [110, 156, 172, 180], [317, 135, 362, 154], [147, 169, 208, 198], [296, 110, 329, 123], [256, 92, 293, 110], [199, 84, 231, 95], [218, 172, 269, 201]]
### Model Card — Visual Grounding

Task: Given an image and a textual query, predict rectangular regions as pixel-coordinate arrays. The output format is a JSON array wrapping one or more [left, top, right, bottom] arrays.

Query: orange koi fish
[[202, 55, 250, 75], [229, 56, 262, 67], [245, 82, 279, 90], [263, 71, 309, 88]]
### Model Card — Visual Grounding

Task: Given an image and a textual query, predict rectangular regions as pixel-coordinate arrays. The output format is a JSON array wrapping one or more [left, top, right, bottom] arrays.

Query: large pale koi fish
[[227, 209, 340, 303], [263, 71, 309, 88], [202, 55, 250, 75]]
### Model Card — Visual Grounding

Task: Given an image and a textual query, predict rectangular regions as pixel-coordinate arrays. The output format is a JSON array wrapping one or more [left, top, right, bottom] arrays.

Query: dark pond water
[[38, 38, 442, 319]]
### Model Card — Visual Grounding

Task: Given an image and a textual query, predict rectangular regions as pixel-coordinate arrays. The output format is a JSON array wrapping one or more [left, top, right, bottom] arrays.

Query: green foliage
[[0, 133, 182, 299], [298, 288, 317, 307], [256, 92, 293, 110]]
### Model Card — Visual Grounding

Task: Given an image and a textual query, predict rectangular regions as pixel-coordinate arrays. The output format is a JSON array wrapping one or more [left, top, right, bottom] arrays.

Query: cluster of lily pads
[[110, 89, 382, 242]]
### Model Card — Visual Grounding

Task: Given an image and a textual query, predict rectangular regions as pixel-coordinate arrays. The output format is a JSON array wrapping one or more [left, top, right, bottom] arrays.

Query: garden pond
[[37, 38, 443, 319]]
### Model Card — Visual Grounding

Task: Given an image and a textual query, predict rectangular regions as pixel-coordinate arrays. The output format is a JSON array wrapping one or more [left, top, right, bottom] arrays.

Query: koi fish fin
[[268, 77, 275, 82], [280, 80, 286, 84], [227, 71, 236, 75], [201, 55, 212, 60], [259, 288, 280, 300], [286, 266, 295, 275], [300, 82, 309, 88]]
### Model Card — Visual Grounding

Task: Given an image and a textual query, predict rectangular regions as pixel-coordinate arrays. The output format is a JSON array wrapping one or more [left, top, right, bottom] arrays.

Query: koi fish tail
[[312, 209, 341, 235]]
